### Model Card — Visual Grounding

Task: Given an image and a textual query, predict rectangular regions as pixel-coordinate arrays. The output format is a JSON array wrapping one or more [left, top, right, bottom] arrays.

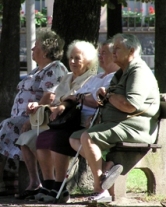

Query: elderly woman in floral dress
[[0, 28, 68, 194]]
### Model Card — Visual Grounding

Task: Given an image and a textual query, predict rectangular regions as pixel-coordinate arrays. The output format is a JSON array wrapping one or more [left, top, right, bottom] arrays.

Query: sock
[[53, 181, 66, 191], [42, 180, 56, 190]]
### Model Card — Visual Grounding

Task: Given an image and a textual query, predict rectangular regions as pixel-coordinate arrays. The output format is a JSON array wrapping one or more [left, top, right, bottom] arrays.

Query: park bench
[[17, 101, 166, 201], [107, 101, 166, 200]]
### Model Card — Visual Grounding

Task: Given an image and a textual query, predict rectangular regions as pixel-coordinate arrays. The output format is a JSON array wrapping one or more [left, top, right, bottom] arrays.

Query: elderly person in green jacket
[[70, 33, 160, 200]]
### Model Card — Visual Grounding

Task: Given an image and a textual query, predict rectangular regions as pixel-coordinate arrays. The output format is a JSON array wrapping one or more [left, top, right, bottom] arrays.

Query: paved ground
[[0, 117, 163, 207], [0, 194, 163, 207]]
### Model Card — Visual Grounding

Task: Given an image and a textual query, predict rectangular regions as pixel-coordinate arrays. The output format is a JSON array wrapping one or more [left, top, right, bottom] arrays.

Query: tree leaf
[[107, 1, 116, 10]]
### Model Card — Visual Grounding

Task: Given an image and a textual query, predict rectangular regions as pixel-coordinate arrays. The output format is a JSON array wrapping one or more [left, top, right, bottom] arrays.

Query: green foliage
[[20, 10, 26, 26], [0, 4, 2, 16], [122, 9, 143, 27], [35, 10, 47, 27], [122, 5, 155, 27], [144, 5, 155, 26], [144, 14, 155, 26], [20, 9, 47, 27], [101, 0, 127, 8], [101, 0, 154, 8]]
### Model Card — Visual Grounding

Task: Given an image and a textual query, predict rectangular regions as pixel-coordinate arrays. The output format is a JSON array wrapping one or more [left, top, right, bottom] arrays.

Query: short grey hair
[[99, 38, 114, 53], [36, 28, 64, 61], [112, 33, 142, 58], [67, 40, 98, 73]]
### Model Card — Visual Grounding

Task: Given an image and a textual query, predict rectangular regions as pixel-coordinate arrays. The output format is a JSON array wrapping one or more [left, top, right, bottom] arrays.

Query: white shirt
[[76, 72, 115, 126]]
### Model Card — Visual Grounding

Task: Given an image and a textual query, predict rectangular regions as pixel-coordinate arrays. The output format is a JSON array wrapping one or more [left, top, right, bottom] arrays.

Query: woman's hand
[[96, 87, 107, 105], [21, 120, 31, 133], [26, 102, 39, 114], [49, 105, 65, 121]]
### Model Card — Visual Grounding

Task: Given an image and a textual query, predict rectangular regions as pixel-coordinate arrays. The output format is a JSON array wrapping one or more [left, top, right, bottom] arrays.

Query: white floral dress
[[0, 60, 68, 161]]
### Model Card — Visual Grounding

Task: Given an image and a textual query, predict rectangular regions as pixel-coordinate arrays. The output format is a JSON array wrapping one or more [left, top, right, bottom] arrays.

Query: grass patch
[[126, 169, 147, 193], [127, 169, 166, 202], [72, 168, 166, 203]]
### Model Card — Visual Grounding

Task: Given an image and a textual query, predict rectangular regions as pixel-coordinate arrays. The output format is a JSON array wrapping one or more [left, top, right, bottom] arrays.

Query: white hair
[[67, 40, 98, 72], [112, 33, 142, 58]]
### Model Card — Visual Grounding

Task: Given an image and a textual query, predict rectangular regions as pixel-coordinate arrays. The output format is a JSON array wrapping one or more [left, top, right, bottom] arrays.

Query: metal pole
[[26, 0, 36, 73], [40, 0, 42, 12]]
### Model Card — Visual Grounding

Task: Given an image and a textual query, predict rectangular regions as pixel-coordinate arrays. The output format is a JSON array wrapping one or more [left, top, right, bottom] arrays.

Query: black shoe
[[26, 187, 50, 200], [15, 187, 41, 200]]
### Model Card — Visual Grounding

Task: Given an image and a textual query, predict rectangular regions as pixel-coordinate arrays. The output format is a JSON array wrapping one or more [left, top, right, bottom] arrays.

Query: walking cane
[[54, 107, 100, 204]]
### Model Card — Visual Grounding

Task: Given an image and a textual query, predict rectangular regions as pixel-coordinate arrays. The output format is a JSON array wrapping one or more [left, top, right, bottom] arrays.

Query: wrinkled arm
[[49, 100, 74, 121], [38, 92, 55, 105], [79, 93, 98, 108], [27, 92, 55, 114], [108, 93, 136, 113]]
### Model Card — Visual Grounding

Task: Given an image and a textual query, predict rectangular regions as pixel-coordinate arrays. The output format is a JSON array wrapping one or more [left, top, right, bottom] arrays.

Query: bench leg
[[108, 174, 128, 201], [139, 167, 155, 194]]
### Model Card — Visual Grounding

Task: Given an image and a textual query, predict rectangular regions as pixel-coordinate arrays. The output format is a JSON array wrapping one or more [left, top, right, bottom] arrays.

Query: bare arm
[[108, 93, 136, 113], [79, 93, 98, 108], [49, 100, 73, 121], [38, 92, 55, 105], [63, 94, 98, 108], [27, 92, 55, 114], [22, 92, 55, 133]]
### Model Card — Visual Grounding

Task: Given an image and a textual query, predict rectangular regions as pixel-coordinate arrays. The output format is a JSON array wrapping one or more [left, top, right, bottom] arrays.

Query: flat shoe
[[101, 164, 123, 190], [27, 187, 50, 201], [88, 190, 111, 202], [39, 189, 70, 204], [15, 188, 41, 200]]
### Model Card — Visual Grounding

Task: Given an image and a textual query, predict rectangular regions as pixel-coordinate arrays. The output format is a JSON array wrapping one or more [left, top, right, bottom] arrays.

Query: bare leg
[[52, 152, 70, 182], [21, 145, 41, 190], [102, 160, 114, 173], [70, 137, 114, 186], [69, 138, 85, 158], [80, 131, 103, 193], [36, 149, 55, 180]]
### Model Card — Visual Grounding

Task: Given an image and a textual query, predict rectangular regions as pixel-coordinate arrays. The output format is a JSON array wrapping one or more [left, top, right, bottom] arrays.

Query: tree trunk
[[0, 0, 20, 117], [51, 0, 101, 68], [107, 0, 122, 38], [155, 0, 166, 93]]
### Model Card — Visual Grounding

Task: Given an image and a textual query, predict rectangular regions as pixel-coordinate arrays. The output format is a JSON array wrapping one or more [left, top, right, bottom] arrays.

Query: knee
[[80, 131, 90, 145], [69, 138, 80, 151], [69, 137, 74, 147]]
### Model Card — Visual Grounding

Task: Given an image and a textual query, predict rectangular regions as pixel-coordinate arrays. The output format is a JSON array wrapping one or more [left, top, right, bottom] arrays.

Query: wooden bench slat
[[116, 142, 161, 149]]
